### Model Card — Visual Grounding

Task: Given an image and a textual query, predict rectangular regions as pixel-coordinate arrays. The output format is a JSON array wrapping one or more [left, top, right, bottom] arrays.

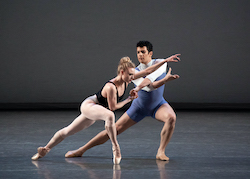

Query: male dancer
[[65, 41, 180, 161]]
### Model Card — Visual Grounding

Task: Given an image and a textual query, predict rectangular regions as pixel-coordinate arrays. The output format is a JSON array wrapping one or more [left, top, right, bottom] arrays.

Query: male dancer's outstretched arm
[[131, 67, 179, 95], [132, 54, 180, 92]]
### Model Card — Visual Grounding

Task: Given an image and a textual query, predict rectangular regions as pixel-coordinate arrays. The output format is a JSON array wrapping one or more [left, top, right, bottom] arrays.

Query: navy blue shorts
[[126, 99, 167, 123]]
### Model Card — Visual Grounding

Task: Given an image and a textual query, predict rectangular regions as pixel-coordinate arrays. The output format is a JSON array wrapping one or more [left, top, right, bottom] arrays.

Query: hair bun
[[120, 56, 131, 64], [117, 56, 135, 74]]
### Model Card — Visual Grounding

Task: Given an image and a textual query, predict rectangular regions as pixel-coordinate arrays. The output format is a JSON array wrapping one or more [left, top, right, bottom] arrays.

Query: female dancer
[[31, 56, 170, 164]]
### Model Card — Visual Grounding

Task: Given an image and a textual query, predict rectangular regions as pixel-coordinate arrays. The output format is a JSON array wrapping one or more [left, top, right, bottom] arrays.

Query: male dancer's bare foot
[[156, 152, 169, 161], [65, 150, 83, 158]]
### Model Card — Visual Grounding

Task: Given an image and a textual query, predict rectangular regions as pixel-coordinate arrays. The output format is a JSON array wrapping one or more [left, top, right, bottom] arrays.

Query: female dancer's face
[[122, 67, 135, 83]]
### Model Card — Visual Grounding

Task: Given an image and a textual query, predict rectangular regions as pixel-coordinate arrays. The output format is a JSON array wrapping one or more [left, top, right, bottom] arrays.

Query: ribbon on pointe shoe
[[112, 146, 121, 165]]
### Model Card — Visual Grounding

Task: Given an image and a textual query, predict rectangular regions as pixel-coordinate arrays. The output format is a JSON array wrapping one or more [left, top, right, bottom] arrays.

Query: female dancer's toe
[[113, 145, 121, 165], [31, 147, 50, 160]]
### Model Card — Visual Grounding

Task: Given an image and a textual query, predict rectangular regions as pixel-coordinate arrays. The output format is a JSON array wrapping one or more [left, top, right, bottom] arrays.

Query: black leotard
[[96, 81, 126, 108]]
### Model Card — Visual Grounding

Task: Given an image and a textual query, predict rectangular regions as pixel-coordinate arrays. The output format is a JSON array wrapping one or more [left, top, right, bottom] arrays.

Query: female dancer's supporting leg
[[80, 98, 121, 164], [31, 97, 121, 164]]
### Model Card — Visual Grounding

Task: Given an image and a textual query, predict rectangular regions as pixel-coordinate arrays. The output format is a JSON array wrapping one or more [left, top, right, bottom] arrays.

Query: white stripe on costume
[[132, 59, 167, 92]]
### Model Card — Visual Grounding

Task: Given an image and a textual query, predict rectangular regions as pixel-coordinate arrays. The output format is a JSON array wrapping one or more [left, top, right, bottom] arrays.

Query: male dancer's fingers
[[173, 54, 181, 61], [167, 68, 172, 75], [167, 54, 181, 62], [174, 74, 180, 79]]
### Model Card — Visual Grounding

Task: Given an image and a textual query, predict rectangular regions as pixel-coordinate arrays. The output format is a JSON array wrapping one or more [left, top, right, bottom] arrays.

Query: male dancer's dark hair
[[136, 41, 153, 52]]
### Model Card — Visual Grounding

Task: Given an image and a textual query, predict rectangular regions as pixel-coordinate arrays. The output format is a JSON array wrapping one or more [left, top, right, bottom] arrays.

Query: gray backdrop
[[1, 0, 249, 107]]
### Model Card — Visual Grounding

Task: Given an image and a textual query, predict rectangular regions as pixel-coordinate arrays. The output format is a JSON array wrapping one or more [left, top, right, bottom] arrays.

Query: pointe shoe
[[31, 147, 49, 160], [113, 156, 121, 165], [112, 146, 121, 165]]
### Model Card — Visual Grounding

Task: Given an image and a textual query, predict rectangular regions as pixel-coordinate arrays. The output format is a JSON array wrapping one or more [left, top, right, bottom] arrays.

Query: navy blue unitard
[[126, 70, 167, 123]]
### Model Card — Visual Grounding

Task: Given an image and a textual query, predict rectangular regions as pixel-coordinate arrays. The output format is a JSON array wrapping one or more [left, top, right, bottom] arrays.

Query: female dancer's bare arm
[[103, 83, 137, 111]]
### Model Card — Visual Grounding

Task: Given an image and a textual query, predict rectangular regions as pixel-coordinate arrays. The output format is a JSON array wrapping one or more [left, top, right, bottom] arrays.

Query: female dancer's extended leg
[[32, 97, 121, 164], [31, 113, 95, 160]]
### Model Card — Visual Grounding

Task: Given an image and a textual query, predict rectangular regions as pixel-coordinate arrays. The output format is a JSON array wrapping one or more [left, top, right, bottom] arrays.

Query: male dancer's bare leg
[[65, 112, 136, 158], [155, 103, 176, 161]]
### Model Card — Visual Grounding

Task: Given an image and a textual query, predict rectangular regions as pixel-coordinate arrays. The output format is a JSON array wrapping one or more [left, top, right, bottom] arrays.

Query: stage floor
[[0, 109, 250, 179]]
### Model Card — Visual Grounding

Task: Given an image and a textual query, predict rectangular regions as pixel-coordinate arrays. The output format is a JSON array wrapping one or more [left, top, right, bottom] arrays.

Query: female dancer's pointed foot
[[113, 156, 121, 165], [113, 145, 122, 165], [65, 150, 83, 158], [31, 147, 50, 160]]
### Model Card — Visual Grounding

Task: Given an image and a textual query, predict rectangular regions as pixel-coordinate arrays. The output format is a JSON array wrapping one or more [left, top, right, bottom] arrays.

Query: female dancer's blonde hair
[[117, 56, 135, 74]]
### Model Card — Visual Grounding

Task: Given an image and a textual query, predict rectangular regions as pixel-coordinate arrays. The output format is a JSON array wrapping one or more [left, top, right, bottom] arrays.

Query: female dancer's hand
[[129, 89, 138, 100]]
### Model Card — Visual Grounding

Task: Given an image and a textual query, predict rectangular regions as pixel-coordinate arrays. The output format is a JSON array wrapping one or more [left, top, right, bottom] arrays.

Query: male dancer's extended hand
[[165, 54, 181, 63]]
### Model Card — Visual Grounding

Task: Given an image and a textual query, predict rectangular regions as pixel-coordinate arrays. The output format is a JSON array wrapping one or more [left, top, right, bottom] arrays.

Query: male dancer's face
[[136, 46, 153, 65]]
